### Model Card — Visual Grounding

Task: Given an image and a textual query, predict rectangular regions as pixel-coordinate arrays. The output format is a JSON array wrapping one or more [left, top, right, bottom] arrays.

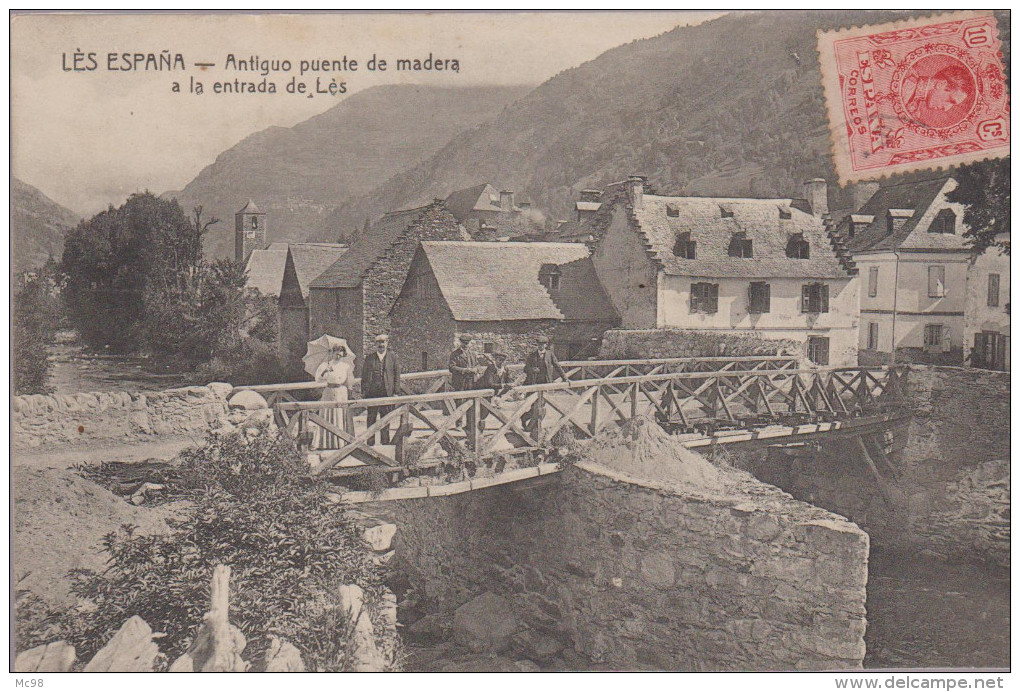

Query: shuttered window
[[801, 283, 829, 313], [868, 267, 879, 298], [928, 265, 946, 298], [690, 283, 719, 314], [988, 274, 1000, 307], [748, 282, 770, 314], [867, 322, 879, 350]]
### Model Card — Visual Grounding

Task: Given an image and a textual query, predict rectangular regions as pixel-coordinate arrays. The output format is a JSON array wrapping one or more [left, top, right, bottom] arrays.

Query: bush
[[61, 422, 392, 671]]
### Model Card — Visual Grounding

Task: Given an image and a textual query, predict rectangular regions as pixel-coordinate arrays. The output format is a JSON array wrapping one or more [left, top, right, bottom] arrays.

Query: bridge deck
[[264, 359, 910, 490]]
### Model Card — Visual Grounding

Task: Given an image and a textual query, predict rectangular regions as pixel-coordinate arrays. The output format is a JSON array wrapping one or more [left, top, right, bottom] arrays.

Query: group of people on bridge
[[309, 333, 569, 449]]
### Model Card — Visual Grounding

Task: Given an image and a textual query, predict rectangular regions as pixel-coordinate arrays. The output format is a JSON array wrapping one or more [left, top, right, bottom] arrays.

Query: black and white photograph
[[9, 9, 1011, 682]]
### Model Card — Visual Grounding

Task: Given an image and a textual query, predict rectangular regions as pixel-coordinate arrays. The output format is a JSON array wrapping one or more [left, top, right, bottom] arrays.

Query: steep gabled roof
[[247, 242, 349, 296], [415, 241, 618, 322], [443, 183, 501, 221], [630, 195, 849, 279], [288, 243, 349, 296], [846, 177, 964, 253], [309, 206, 430, 289], [245, 242, 289, 296], [237, 199, 262, 214]]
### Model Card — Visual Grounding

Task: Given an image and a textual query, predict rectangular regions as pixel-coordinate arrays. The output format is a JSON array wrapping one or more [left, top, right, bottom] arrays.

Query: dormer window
[[887, 209, 914, 234], [929, 208, 957, 235], [728, 232, 753, 258], [786, 234, 810, 259], [719, 204, 735, 219], [673, 232, 696, 259], [539, 263, 561, 291], [779, 206, 792, 220], [666, 203, 680, 218]]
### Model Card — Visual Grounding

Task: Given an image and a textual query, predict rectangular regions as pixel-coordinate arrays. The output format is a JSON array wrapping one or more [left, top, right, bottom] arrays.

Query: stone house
[[245, 242, 349, 366], [443, 183, 541, 240], [591, 176, 859, 366], [963, 232, 1010, 371], [845, 176, 978, 366], [390, 241, 620, 372], [307, 201, 469, 361]]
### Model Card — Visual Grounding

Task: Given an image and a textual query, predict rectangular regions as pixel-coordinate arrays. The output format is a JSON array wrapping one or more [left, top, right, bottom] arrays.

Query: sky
[[11, 11, 722, 217]]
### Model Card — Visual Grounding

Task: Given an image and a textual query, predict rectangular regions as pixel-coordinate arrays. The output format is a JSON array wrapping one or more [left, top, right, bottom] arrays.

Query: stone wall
[[12, 384, 233, 452], [725, 366, 1010, 568], [600, 328, 806, 360], [376, 459, 868, 670], [361, 203, 467, 358]]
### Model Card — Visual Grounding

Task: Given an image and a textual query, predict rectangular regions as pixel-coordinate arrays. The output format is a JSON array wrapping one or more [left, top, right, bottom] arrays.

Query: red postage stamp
[[818, 12, 1009, 182]]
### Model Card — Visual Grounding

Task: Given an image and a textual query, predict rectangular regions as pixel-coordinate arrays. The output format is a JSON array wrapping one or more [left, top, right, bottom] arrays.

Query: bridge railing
[[230, 355, 801, 406], [275, 364, 908, 477]]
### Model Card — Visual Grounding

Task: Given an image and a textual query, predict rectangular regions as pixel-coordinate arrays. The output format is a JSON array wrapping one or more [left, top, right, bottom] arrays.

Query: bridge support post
[[853, 435, 895, 506]]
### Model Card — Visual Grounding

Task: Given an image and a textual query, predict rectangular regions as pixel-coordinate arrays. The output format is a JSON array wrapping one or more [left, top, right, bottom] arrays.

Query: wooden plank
[[854, 435, 895, 506]]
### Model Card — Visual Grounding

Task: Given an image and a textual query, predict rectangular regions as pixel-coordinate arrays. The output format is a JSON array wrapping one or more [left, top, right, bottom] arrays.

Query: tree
[[13, 262, 62, 394], [945, 158, 1010, 256], [61, 193, 200, 352]]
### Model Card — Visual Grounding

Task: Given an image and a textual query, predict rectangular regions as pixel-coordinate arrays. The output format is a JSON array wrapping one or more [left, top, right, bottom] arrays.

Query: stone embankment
[[372, 421, 870, 671], [12, 384, 270, 452], [729, 366, 1010, 568]]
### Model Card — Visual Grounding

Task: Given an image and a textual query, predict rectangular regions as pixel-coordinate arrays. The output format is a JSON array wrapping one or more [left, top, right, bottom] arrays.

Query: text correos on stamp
[[818, 11, 1009, 183]]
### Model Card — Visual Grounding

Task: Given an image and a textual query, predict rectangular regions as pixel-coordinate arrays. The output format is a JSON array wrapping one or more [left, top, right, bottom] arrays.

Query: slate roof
[[246, 242, 349, 296], [845, 177, 966, 253], [309, 206, 430, 289], [237, 199, 262, 214], [416, 241, 618, 323], [245, 243, 289, 296], [443, 183, 502, 221], [630, 195, 849, 279], [288, 243, 349, 297]]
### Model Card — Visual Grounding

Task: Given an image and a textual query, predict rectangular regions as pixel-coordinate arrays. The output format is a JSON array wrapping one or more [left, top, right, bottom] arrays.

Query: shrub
[[62, 422, 392, 671]]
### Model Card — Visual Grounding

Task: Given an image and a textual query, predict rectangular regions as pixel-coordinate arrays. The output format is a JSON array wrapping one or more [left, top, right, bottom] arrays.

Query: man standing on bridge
[[449, 334, 484, 436], [362, 334, 401, 445], [522, 335, 568, 433]]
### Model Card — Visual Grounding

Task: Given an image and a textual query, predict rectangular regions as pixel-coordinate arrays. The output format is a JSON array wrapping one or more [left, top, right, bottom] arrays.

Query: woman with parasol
[[303, 335, 356, 450]]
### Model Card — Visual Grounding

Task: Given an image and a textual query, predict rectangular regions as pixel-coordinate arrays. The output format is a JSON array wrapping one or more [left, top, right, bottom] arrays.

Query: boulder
[[404, 614, 453, 645], [363, 522, 397, 552], [15, 641, 76, 672], [511, 629, 565, 663], [338, 584, 388, 672], [207, 382, 234, 400], [83, 615, 160, 672], [264, 637, 304, 672], [227, 390, 269, 411], [452, 592, 521, 653]]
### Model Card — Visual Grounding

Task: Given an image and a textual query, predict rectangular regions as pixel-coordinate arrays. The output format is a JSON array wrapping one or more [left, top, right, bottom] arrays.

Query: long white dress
[[315, 358, 354, 449]]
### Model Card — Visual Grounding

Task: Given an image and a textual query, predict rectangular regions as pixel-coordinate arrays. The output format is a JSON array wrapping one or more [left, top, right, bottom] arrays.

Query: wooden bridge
[[233, 356, 911, 493]]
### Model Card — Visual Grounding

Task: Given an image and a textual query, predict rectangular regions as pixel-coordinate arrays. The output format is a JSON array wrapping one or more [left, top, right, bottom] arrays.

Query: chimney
[[499, 190, 515, 212], [851, 181, 880, 212], [803, 178, 828, 218], [627, 175, 644, 210]]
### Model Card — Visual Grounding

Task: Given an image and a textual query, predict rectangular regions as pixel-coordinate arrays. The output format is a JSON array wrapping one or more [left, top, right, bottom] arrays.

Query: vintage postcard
[[9, 10, 1010, 682]]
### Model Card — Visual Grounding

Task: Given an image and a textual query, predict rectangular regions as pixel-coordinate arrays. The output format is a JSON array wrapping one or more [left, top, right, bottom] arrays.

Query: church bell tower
[[235, 199, 267, 263]]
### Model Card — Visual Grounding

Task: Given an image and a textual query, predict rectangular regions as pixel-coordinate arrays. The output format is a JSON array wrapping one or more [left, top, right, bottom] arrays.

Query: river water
[[47, 343, 194, 395]]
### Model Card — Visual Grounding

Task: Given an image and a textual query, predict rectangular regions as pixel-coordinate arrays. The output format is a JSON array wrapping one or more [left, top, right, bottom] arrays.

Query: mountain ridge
[[163, 83, 533, 258]]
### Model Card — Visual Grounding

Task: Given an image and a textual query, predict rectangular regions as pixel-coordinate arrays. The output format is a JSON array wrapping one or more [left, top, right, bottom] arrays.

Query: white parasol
[[303, 334, 354, 377]]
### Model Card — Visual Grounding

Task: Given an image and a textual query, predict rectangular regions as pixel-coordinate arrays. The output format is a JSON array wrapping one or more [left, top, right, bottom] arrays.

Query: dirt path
[[13, 437, 200, 470]]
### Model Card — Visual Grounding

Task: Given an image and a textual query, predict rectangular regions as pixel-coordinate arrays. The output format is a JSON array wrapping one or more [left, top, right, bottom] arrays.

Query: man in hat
[[361, 334, 401, 445], [449, 334, 484, 435], [478, 350, 514, 431], [522, 335, 568, 432]]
